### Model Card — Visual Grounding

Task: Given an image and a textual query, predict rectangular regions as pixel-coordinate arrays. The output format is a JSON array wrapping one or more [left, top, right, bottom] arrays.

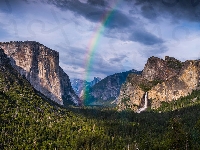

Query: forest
[[1, 61, 200, 149]]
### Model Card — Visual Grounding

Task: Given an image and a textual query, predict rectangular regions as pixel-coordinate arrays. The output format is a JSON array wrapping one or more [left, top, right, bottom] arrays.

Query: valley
[[1, 41, 200, 149], [1, 0, 200, 149]]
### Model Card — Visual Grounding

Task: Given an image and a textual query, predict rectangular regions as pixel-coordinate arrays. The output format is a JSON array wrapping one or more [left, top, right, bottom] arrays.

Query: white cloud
[[0, 0, 200, 81]]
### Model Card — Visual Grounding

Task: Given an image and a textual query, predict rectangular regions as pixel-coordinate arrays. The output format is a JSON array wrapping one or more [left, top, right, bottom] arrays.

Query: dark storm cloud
[[47, 0, 200, 24], [85, 9, 133, 29], [109, 55, 127, 64], [0, 0, 12, 13], [1, 0, 130, 29], [141, 5, 158, 20], [129, 29, 164, 45], [0, 0, 163, 47], [49, 0, 133, 29], [129, 0, 200, 22], [87, 0, 105, 6]]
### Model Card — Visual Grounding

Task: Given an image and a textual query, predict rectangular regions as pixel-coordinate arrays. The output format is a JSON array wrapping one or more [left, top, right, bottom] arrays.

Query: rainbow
[[83, 0, 122, 103]]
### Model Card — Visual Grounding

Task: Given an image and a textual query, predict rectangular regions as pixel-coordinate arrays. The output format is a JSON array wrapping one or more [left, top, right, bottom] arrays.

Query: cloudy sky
[[0, 0, 200, 81]]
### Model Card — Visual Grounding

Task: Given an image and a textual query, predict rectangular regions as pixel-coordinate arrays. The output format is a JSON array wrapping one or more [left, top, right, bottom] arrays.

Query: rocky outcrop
[[149, 60, 200, 109], [117, 74, 148, 111], [117, 56, 200, 111], [0, 41, 79, 106], [142, 56, 182, 81]]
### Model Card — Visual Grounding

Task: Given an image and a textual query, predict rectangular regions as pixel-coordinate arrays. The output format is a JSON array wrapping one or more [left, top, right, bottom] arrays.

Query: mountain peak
[[90, 77, 101, 87], [71, 77, 101, 97], [142, 56, 180, 81]]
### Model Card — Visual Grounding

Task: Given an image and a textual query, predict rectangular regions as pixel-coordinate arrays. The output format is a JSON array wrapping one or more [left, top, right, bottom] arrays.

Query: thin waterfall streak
[[137, 92, 148, 113]]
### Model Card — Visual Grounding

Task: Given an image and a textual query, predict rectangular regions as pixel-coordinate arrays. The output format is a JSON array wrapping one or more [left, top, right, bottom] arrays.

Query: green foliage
[[166, 59, 182, 70], [89, 98, 117, 107], [121, 97, 130, 103], [139, 83, 151, 92], [151, 79, 162, 85], [82, 88, 95, 106], [139, 80, 162, 92], [1, 62, 200, 149], [157, 89, 200, 112], [164, 117, 190, 149]]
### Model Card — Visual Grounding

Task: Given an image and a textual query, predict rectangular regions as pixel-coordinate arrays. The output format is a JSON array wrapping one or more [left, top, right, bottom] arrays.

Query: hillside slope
[[82, 69, 142, 105]]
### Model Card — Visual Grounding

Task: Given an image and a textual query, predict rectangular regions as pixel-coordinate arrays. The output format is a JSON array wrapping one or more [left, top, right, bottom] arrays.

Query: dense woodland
[[1, 62, 200, 149]]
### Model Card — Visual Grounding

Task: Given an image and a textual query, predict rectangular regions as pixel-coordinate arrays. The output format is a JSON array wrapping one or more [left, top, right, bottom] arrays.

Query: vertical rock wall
[[0, 41, 79, 105]]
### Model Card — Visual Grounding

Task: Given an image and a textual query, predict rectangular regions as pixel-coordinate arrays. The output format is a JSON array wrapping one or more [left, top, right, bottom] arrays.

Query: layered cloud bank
[[0, 0, 200, 80]]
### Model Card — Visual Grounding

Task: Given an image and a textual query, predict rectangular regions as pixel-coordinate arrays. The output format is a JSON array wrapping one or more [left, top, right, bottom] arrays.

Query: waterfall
[[137, 92, 148, 113]]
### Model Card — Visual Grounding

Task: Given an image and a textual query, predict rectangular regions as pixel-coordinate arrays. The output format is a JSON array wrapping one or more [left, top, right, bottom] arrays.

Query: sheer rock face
[[117, 74, 146, 111], [0, 41, 79, 106], [117, 74, 145, 111], [117, 56, 200, 111]]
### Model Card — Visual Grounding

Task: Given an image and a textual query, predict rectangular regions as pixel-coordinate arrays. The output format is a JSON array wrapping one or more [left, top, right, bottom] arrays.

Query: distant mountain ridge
[[82, 69, 142, 105], [71, 77, 101, 97], [0, 41, 80, 106]]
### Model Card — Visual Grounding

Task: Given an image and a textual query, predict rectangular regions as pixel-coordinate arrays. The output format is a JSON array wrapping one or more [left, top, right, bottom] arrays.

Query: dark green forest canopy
[[1, 61, 200, 149]]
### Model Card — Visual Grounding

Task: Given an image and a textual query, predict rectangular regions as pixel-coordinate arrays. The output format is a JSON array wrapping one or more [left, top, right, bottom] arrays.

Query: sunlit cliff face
[[117, 56, 200, 111]]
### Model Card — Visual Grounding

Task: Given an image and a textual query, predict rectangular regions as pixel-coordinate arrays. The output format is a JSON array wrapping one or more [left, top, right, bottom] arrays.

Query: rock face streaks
[[117, 56, 200, 111], [0, 41, 79, 106]]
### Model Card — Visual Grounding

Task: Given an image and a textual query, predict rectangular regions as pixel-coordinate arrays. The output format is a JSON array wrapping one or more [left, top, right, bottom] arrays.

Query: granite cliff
[[0, 41, 79, 106], [117, 56, 200, 111]]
